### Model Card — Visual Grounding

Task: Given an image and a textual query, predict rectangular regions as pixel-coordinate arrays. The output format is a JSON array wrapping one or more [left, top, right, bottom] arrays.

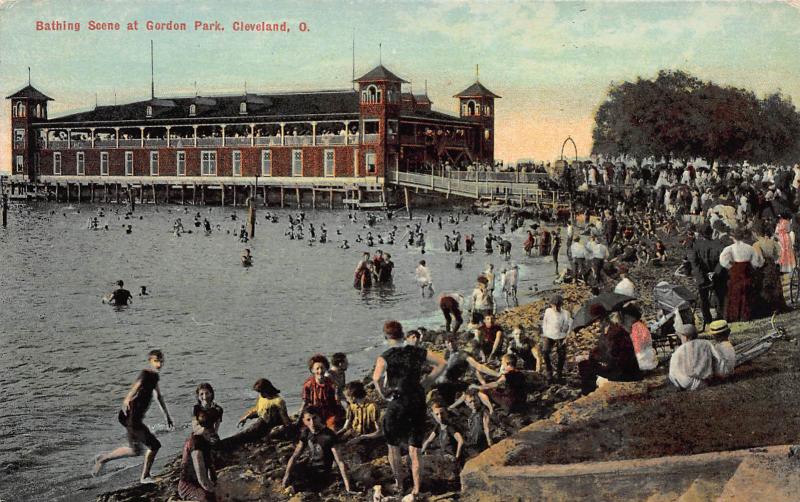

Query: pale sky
[[2, 0, 800, 171]]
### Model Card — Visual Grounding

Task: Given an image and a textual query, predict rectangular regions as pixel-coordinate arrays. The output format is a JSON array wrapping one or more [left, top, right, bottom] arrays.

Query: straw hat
[[707, 320, 730, 336]]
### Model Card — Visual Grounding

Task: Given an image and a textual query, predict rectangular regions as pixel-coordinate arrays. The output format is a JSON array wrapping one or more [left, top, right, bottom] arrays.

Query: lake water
[[0, 202, 559, 501]]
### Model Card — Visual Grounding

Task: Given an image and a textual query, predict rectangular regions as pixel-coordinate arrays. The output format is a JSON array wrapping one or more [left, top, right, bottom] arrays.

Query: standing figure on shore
[[372, 321, 446, 498], [775, 213, 796, 281], [439, 292, 465, 333], [753, 224, 789, 316], [93, 350, 174, 483], [719, 229, 764, 322]]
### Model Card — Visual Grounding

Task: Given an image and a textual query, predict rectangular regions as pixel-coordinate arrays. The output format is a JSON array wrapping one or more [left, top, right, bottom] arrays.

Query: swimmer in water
[[241, 249, 253, 267], [139, 286, 149, 296], [126, 225, 133, 234], [104, 280, 133, 306]]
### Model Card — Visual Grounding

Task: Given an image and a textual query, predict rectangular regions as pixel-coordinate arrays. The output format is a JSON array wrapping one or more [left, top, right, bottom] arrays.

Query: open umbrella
[[570, 292, 637, 332]]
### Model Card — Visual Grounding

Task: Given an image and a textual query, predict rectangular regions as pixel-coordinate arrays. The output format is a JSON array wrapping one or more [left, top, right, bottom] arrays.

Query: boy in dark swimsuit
[[93, 349, 174, 483], [106, 280, 132, 306]]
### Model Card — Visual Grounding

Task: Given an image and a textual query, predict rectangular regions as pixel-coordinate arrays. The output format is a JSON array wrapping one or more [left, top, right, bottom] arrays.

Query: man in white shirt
[[541, 294, 572, 383], [570, 237, 587, 281], [708, 320, 735, 377], [587, 235, 609, 283], [669, 324, 720, 391]]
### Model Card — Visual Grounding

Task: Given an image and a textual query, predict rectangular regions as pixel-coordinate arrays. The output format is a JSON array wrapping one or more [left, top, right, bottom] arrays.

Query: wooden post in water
[[181, 185, 185, 205], [312, 188, 316, 209], [262, 185, 267, 207], [165, 184, 170, 204], [90, 183, 95, 203], [280, 187, 284, 208], [77, 183, 82, 203], [55, 183, 59, 202], [247, 196, 256, 239], [233, 185, 237, 207], [192, 183, 197, 205], [201, 185, 205, 205], [404, 187, 411, 218], [2, 194, 8, 228], [295, 187, 301, 208], [115, 183, 120, 204], [221, 184, 225, 207], [329, 187, 333, 209], [152, 184, 157, 205]]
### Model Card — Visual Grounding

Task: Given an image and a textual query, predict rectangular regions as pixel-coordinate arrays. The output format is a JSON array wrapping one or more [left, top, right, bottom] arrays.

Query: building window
[[232, 150, 242, 176], [324, 149, 335, 177], [15, 155, 24, 173], [125, 151, 133, 175], [76, 152, 85, 175], [14, 128, 25, 148], [261, 150, 271, 176], [484, 129, 492, 141], [53, 152, 61, 175], [292, 149, 302, 176], [176, 151, 186, 176], [150, 151, 159, 175], [484, 105, 492, 116], [146, 105, 153, 118], [466, 100, 477, 116], [35, 104, 41, 117], [189, 104, 196, 117], [100, 152, 109, 176], [201, 151, 216, 176], [361, 85, 381, 104], [365, 152, 376, 175], [13, 101, 25, 117], [239, 102, 247, 115]]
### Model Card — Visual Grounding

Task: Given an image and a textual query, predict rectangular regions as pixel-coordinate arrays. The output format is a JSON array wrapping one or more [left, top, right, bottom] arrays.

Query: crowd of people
[[86, 156, 800, 500]]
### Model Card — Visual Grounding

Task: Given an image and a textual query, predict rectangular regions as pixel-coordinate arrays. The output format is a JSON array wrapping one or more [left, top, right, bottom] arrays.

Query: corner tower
[[6, 83, 52, 180], [454, 79, 500, 163], [354, 64, 407, 176]]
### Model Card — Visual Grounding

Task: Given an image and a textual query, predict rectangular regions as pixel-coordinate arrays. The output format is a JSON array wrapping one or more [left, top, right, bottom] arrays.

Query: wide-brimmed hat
[[707, 320, 730, 336]]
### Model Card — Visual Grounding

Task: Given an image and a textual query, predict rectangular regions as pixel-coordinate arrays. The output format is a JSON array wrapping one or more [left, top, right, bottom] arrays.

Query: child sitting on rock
[[471, 353, 528, 413], [301, 354, 343, 430], [421, 401, 464, 461], [282, 407, 354, 493], [336, 381, 382, 440], [450, 388, 493, 454]]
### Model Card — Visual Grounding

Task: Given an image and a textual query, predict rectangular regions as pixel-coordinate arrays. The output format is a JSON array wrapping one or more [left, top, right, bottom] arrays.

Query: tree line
[[591, 70, 800, 167]]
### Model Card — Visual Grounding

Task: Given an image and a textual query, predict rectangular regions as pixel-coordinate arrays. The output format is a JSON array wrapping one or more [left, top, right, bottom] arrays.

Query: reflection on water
[[0, 202, 558, 501]]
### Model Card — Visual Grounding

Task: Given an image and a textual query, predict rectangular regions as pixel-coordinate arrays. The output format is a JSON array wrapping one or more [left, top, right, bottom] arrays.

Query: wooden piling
[[77, 183, 81, 203], [165, 184, 170, 204], [181, 185, 185, 205], [201, 185, 205, 205], [55, 183, 59, 202], [404, 187, 411, 218], [90, 183, 95, 203], [296, 187, 301, 208], [312, 188, 316, 209], [192, 183, 197, 205], [221, 184, 226, 207], [280, 187, 285, 208], [233, 185, 236, 207], [152, 184, 157, 205], [329, 187, 334, 209], [115, 183, 120, 204]]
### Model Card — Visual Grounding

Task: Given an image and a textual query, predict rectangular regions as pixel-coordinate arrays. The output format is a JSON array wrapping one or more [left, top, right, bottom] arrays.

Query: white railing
[[225, 137, 251, 146], [144, 139, 167, 147], [392, 170, 563, 203], [362, 133, 379, 143], [119, 139, 142, 147], [196, 137, 223, 146], [94, 139, 116, 148], [254, 136, 282, 146], [71, 140, 91, 148], [315, 135, 346, 146], [170, 138, 196, 148], [284, 136, 313, 146], [48, 140, 69, 149]]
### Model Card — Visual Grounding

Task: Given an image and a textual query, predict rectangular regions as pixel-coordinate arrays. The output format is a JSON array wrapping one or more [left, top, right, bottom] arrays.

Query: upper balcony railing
[[40, 132, 369, 149]]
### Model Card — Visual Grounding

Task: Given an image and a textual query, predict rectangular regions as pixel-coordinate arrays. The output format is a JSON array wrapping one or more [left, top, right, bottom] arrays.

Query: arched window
[[146, 105, 153, 118], [13, 101, 26, 117], [363, 85, 381, 104], [189, 104, 196, 117], [239, 102, 247, 114], [467, 100, 477, 116]]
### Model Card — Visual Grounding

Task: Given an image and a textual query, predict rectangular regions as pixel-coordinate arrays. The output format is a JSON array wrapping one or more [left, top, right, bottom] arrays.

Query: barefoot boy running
[[94, 349, 174, 483]]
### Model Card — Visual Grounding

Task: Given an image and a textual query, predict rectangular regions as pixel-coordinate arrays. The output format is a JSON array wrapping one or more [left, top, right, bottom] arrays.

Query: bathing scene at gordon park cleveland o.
[[3, 2, 800, 502]]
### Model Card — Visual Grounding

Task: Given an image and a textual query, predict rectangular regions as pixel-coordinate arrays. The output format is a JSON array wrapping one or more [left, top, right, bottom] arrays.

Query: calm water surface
[[0, 202, 559, 501]]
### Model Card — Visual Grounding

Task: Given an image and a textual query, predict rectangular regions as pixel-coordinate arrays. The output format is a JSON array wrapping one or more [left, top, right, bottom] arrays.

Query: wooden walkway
[[387, 170, 570, 210]]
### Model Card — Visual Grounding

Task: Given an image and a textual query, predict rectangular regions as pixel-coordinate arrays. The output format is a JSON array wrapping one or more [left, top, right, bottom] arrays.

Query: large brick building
[[7, 64, 499, 184]]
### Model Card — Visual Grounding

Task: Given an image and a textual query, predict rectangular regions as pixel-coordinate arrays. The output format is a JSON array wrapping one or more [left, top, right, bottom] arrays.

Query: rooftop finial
[[28, 66, 31, 85], [352, 27, 355, 91], [425, 79, 428, 95], [244, 81, 247, 94], [379, 42, 382, 65], [194, 81, 197, 97], [476, 64, 480, 82]]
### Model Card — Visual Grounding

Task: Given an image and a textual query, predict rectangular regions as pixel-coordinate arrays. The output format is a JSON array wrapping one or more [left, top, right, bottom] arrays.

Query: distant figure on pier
[[104, 280, 133, 306], [241, 249, 253, 267]]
